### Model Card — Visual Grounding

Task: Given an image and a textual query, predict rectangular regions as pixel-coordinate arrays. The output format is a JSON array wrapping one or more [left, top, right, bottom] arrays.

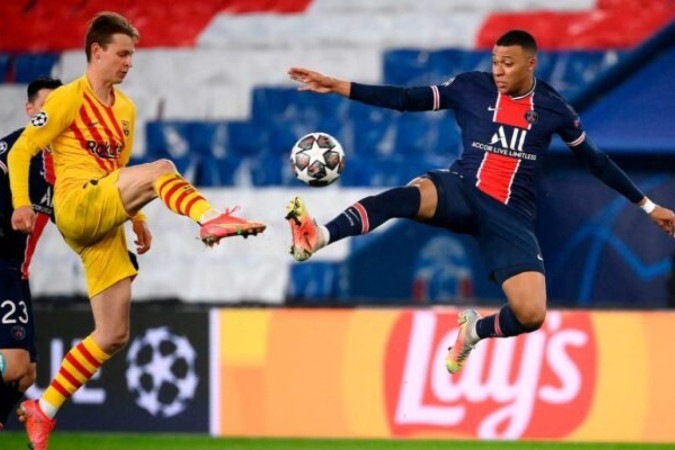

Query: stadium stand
[[0, 0, 673, 306]]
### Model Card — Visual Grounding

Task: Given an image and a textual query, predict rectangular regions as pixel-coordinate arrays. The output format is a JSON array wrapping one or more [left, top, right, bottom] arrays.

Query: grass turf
[[3, 433, 675, 450]]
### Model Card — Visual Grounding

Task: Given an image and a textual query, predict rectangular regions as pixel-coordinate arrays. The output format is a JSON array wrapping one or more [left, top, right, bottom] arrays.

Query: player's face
[[92, 33, 135, 84], [25, 88, 54, 117], [492, 45, 536, 96]]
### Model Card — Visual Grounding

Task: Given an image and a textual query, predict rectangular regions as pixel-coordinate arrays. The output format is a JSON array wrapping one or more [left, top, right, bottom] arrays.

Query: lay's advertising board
[[211, 308, 675, 442]]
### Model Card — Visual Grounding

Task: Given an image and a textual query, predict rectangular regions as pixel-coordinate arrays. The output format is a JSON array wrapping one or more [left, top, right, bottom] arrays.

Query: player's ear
[[528, 55, 537, 72]]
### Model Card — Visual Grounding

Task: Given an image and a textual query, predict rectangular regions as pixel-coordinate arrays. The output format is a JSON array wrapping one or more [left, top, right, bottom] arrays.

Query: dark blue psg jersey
[[435, 71, 584, 216], [352, 71, 586, 218], [0, 128, 55, 277]]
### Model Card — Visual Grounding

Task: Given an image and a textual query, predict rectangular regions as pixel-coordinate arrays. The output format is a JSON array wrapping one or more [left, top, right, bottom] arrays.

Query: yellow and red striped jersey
[[9, 75, 135, 208]]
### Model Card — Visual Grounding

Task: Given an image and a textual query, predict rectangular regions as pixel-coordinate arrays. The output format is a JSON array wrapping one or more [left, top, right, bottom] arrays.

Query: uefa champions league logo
[[125, 327, 199, 418]]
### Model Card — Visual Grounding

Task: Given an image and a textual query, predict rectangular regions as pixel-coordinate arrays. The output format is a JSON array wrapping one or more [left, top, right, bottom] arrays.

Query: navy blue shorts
[[0, 261, 37, 361], [424, 169, 545, 285]]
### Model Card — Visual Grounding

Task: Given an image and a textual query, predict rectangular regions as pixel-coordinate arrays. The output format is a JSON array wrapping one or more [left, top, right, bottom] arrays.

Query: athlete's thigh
[[475, 196, 544, 284], [0, 266, 36, 359], [56, 170, 130, 249], [80, 225, 137, 299], [422, 169, 477, 233]]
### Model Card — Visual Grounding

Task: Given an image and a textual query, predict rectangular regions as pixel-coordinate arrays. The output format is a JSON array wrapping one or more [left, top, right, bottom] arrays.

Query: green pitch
[[3, 433, 675, 450]]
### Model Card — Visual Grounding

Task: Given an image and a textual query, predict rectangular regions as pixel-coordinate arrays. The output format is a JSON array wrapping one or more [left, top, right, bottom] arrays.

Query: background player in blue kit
[[0, 76, 62, 429], [285, 29, 675, 373]]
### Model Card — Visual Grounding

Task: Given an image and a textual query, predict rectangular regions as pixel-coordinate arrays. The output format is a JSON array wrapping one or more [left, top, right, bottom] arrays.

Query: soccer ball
[[290, 132, 345, 187], [125, 327, 199, 418]]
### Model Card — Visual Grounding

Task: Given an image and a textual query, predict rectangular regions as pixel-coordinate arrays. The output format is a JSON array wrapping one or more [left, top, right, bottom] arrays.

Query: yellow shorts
[[55, 171, 137, 298]]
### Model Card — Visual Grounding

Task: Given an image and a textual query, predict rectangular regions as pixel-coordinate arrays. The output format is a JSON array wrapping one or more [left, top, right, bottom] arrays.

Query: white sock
[[38, 398, 58, 419], [467, 320, 480, 345], [317, 225, 329, 250], [199, 208, 221, 224]]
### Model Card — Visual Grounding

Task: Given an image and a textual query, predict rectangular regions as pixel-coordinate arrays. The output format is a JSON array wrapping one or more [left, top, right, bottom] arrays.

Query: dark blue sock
[[475, 304, 534, 339], [325, 186, 421, 244]]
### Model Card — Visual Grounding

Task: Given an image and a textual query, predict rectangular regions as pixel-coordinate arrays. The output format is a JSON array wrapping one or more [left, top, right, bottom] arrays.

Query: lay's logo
[[385, 310, 596, 439]]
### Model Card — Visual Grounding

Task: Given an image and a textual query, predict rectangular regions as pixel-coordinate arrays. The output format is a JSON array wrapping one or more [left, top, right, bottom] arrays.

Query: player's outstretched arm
[[288, 67, 351, 97], [640, 198, 675, 237]]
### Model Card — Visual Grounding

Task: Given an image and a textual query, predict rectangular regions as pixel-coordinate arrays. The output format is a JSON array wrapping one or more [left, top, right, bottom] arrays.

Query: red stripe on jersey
[[68, 122, 109, 173], [84, 94, 122, 170], [79, 106, 116, 172], [493, 92, 533, 129], [43, 150, 55, 184], [476, 152, 521, 204]]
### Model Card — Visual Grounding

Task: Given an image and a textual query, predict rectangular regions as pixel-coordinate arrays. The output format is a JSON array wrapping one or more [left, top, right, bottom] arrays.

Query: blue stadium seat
[[251, 87, 301, 125], [13, 53, 59, 83], [349, 101, 399, 157], [145, 121, 201, 183], [0, 53, 10, 83], [288, 262, 341, 303], [384, 49, 492, 86], [394, 111, 461, 158], [225, 121, 269, 158], [340, 154, 448, 187]]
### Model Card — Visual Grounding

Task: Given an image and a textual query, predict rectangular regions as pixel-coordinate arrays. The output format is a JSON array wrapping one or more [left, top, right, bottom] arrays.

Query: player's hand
[[132, 220, 152, 254], [649, 205, 675, 237], [288, 67, 349, 95], [11, 206, 36, 234]]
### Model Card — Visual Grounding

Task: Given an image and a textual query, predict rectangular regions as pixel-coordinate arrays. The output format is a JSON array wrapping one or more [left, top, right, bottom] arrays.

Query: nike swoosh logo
[[537, 254, 544, 261], [488, 106, 500, 111]]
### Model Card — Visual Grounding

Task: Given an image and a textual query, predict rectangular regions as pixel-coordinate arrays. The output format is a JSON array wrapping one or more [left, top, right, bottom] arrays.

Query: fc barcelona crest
[[121, 120, 130, 136]]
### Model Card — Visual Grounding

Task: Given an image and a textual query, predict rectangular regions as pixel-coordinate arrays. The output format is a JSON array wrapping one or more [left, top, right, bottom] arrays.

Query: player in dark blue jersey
[[286, 29, 675, 373], [0, 76, 62, 429]]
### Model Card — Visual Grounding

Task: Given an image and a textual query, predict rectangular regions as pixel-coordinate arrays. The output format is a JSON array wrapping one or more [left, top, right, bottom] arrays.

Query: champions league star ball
[[290, 132, 345, 187]]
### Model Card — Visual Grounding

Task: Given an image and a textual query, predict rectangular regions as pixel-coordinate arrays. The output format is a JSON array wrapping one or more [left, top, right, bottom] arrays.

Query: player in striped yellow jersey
[[7, 12, 265, 449]]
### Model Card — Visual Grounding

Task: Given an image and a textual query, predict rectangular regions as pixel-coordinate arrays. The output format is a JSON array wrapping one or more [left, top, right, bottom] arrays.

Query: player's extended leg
[[0, 350, 34, 429], [19, 278, 130, 449], [117, 159, 266, 246], [446, 271, 546, 373], [286, 177, 436, 261]]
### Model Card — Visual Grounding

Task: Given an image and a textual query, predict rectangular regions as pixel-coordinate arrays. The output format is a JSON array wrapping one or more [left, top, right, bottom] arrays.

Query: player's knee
[[153, 158, 177, 176], [98, 329, 130, 355], [517, 307, 546, 331]]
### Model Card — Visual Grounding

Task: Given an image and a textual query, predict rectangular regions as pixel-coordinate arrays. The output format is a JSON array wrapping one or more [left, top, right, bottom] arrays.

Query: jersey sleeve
[[9, 86, 79, 208], [557, 101, 586, 147], [436, 73, 470, 110]]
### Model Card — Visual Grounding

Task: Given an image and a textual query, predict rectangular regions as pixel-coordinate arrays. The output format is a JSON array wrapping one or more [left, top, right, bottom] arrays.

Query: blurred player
[[0, 76, 62, 430], [8, 12, 265, 449], [286, 30, 675, 374]]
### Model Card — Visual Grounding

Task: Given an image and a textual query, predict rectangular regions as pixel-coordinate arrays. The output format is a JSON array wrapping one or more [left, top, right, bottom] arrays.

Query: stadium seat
[[394, 111, 461, 158], [287, 262, 341, 303], [145, 121, 201, 183], [13, 53, 60, 83]]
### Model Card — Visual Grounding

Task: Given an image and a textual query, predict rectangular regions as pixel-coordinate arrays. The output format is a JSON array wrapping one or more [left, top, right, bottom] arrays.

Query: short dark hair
[[496, 29, 538, 54], [85, 11, 140, 62], [27, 76, 63, 102]]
